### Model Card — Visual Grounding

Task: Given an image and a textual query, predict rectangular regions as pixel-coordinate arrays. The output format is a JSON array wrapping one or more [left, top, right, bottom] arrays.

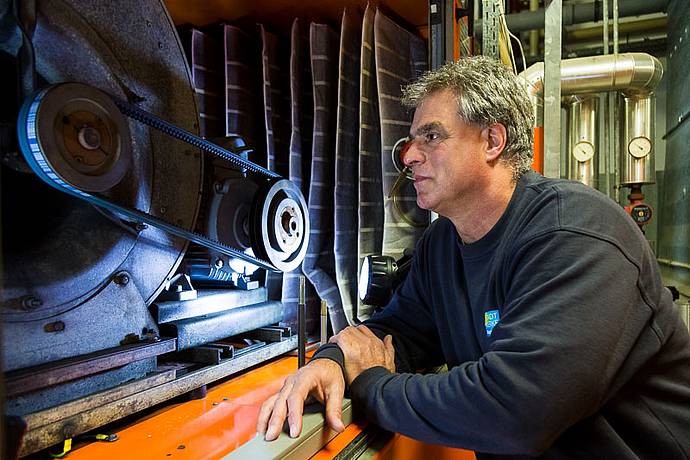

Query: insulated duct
[[520, 52, 663, 185], [477, 0, 669, 35], [565, 95, 599, 187]]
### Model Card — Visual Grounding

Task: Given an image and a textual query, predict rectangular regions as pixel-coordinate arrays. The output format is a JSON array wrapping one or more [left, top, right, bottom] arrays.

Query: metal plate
[[0, 0, 202, 368]]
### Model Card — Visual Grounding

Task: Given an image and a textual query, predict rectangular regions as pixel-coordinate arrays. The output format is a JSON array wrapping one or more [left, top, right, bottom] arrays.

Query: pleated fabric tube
[[302, 23, 348, 333], [333, 8, 362, 327], [223, 24, 264, 161], [281, 18, 320, 333], [374, 10, 429, 260], [259, 24, 291, 300], [356, 4, 384, 322], [189, 28, 223, 138]]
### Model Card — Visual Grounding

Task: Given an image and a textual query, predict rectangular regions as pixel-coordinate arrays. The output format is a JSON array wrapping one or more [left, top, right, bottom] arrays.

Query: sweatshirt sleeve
[[362, 235, 446, 373], [349, 231, 663, 456]]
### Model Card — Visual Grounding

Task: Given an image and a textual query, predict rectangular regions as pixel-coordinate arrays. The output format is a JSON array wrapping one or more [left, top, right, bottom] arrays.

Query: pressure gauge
[[572, 141, 595, 163], [628, 136, 652, 158]]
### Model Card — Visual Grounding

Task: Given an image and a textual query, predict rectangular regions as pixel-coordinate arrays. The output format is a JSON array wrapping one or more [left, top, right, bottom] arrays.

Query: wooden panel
[[164, 0, 427, 34]]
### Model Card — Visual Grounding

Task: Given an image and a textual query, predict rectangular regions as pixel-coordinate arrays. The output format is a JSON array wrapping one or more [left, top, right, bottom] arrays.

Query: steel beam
[[543, 0, 563, 178]]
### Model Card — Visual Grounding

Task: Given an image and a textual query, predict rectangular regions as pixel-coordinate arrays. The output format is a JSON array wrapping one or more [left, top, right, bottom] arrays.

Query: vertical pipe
[[603, 0, 611, 197], [543, 0, 562, 179], [529, 0, 539, 57], [298, 275, 306, 368], [566, 96, 599, 188], [620, 95, 655, 185], [612, 0, 620, 202], [320, 300, 328, 345]]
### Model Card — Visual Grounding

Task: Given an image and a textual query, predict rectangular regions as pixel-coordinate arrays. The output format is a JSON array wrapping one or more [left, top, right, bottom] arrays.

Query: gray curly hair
[[401, 56, 534, 179]]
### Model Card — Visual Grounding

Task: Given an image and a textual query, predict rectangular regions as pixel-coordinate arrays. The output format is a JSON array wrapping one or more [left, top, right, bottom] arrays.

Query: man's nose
[[401, 140, 423, 166]]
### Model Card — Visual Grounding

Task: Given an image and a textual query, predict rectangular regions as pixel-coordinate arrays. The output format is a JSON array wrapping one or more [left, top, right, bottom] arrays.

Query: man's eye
[[424, 132, 439, 143]]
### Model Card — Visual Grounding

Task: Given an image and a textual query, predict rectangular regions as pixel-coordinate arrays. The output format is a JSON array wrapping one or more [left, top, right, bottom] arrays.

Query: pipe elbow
[[519, 62, 544, 99], [624, 53, 663, 96]]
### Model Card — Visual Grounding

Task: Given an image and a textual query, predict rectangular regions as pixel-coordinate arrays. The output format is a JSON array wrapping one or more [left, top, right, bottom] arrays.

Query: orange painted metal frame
[[532, 126, 544, 174], [69, 356, 300, 459], [68, 353, 476, 459]]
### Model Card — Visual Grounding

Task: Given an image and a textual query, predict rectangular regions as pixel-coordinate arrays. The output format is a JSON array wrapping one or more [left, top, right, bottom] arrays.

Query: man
[[257, 56, 690, 459]]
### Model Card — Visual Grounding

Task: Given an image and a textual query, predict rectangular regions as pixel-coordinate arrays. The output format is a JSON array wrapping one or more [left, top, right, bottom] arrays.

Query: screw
[[160, 206, 167, 214], [114, 273, 130, 285], [44, 321, 65, 333], [146, 20, 152, 27], [135, 222, 148, 232], [22, 296, 43, 310], [214, 258, 224, 269]]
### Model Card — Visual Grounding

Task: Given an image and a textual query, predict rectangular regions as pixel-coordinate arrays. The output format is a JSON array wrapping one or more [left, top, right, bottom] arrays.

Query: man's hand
[[256, 359, 345, 441], [330, 325, 395, 385]]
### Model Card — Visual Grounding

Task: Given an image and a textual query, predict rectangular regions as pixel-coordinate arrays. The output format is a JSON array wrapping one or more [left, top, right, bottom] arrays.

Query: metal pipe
[[565, 95, 599, 187], [476, 0, 669, 34], [520, 53, 663, 129], [298, 275, 306, 368], [529, 0, 539, 57], [603, 0, 610, 197], [620, 95, 655, 185]]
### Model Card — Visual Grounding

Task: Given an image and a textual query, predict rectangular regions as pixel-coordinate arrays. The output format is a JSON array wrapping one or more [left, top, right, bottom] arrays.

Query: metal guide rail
[[16, 82, 309, 272]]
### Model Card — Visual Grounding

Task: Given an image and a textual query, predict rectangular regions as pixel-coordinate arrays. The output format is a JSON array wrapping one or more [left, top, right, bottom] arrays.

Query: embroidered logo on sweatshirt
[[484, 309, 500, 336]]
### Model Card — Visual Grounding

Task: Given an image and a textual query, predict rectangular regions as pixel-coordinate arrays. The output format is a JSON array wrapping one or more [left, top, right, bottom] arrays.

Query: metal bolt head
[[22, 296, 43, 310], [214, 258, 224, 269], [114, 273, 130, 285], [44, 321, 65, 333]]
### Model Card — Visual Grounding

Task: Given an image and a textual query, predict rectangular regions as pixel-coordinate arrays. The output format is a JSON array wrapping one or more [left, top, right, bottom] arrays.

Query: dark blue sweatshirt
[[316, 171, 690, 459]]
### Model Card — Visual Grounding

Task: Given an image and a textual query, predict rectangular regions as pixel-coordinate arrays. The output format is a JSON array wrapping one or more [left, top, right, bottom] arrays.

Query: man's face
[[402, 90, 488, 217]]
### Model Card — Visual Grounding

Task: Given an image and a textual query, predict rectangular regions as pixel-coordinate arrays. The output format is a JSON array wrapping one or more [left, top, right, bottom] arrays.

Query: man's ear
[[484, 123, 507, 163]]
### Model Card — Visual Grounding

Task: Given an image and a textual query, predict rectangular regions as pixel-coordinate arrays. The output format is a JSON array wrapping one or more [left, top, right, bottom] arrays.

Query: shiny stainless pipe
[[519, 53, 662, 187], [520, 53, 663, 119], [620, 95, 655, 185], [565, 95, 599, 187]]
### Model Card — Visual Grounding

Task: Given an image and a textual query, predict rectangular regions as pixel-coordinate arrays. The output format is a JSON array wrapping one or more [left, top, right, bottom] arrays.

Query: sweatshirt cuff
[[310, 343, 345, 377], [349, 366, 392, 405]]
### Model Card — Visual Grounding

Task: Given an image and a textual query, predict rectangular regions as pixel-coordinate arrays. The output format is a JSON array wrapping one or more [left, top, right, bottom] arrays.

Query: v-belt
[[17, 84, 289, 272]]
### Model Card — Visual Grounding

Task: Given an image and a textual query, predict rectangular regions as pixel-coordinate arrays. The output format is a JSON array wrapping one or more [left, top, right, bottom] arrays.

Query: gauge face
[[572, 141, 595, 163], [628, 136, 652, 158]]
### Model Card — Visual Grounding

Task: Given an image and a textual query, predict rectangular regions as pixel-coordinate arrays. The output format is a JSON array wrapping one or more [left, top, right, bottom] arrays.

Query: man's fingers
[[256, 393, 279, 434], [324, 385, 345, 433], [264, 394, 289, 441], [286, 381, 311, 438], [264, 378, 295, 441]]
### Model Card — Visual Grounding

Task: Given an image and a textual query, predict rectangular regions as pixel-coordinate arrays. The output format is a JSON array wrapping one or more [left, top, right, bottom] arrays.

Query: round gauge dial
[[628, 136, 652, 158], [572, 141, 595, 163]]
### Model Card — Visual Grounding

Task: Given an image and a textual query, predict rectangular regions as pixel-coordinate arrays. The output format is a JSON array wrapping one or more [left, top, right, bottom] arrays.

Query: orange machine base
[[68, 355, 475, 459]]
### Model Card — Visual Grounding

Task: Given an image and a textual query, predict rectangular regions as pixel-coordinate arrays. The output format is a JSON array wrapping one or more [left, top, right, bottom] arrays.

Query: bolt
[[158, 41, 163, 50], [44, 321, 65, 333], [214, 258, 224, 269], [22, 296, 43, 310], [160, 206, 167, 214], [114, 273, 130, 285], [146, 20, 152, 27], [135, 222, 148, 232]]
